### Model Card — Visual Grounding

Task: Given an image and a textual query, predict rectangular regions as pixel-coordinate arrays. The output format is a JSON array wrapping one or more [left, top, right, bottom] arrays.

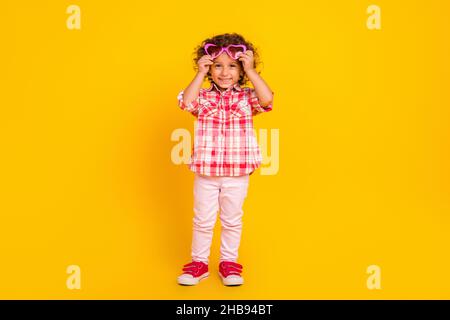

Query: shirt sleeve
[[177, 90, 201, 116], [248, 88, 274, 116]]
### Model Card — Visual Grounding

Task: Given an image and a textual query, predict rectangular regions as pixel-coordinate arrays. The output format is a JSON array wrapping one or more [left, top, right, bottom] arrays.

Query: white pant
[[191, 173, 250, 263]]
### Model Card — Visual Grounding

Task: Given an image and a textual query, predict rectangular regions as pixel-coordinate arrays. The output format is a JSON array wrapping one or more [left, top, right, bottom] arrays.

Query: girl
[[176, 33, 274, 286]]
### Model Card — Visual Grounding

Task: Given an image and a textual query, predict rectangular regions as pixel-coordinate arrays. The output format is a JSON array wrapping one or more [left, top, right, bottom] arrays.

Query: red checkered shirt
[[177, 82, 273, 176]]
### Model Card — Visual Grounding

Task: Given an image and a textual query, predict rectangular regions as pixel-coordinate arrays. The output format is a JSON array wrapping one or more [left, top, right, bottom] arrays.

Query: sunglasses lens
[[228, 46, 245, 59], [205, 46, 221, 57]]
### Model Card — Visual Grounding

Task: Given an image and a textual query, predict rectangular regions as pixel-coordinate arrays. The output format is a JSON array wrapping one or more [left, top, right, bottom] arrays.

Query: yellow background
[[1, 0, 450, 299]]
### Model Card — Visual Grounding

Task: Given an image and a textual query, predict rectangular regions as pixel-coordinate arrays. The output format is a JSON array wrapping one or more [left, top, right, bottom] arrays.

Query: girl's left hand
[[237, 50, 254, 73]]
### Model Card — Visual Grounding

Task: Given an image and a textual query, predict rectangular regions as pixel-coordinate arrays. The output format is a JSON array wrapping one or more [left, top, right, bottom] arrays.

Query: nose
[[220, 68, 230, 76]]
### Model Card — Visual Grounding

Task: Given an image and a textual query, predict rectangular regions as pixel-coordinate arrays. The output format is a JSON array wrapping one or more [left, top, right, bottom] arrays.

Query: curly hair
[[192, 33, 261, 86]]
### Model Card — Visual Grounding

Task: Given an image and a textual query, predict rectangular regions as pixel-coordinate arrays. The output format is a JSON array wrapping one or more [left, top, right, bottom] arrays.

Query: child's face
[[209, 52, 243, 90]]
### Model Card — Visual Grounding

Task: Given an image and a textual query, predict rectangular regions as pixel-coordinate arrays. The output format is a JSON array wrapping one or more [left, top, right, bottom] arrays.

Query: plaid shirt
[[177, 82, 273, 176]]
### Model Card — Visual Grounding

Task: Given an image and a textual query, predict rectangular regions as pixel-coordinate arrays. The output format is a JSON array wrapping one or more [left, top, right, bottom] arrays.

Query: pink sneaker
[[219, 261, 244, 286], [177, 261, 209, 285]]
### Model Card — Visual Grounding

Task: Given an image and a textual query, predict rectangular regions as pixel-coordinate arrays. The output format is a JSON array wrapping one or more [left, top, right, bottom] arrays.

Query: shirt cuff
[[249, 91, 274, 114], [177, 90, 200, 113]]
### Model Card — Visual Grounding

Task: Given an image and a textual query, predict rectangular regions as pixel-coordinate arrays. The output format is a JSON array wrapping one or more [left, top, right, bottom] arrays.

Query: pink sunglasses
[[204, 43, 247, 60]]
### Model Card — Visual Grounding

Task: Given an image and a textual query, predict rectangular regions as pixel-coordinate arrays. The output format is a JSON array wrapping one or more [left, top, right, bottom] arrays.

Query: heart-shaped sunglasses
[[203, 43, 247, 60]]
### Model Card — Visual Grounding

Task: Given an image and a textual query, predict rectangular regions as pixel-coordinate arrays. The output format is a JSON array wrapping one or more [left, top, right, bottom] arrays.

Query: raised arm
[[181, 71, 207, 106], [237, 50, 273, 107], [182, 54, 214, 105]]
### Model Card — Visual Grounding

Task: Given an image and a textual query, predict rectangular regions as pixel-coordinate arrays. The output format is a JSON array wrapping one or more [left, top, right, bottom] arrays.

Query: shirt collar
[[206, 82, 243, 93]]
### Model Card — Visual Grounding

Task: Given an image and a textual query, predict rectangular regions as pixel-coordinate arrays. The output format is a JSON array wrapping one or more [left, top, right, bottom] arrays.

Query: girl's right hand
[[198, 55, 214, 75]]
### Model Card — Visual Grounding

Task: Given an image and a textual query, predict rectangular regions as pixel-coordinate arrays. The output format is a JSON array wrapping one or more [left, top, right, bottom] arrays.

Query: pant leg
[[191, 173, 220, 263], [218, 174, 250, 262]]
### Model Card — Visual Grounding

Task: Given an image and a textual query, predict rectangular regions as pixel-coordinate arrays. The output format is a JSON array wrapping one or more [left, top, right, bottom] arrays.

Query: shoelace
[[220, 262, 243, 277], [182, 261, 205, 276]]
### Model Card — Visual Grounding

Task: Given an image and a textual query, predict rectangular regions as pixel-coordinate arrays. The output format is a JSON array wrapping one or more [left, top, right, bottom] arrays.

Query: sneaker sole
[[177, 272, 209, 286], [219, 272, 244, 286]]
